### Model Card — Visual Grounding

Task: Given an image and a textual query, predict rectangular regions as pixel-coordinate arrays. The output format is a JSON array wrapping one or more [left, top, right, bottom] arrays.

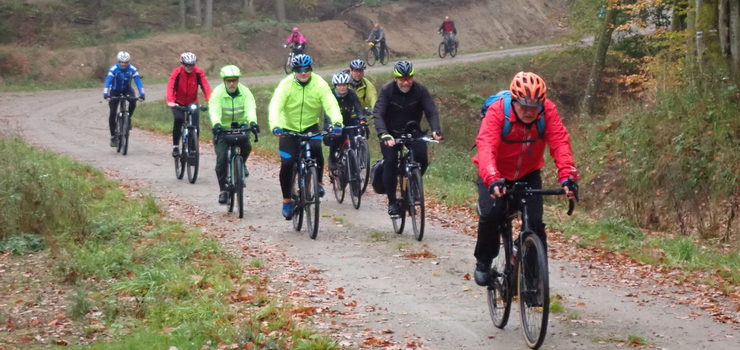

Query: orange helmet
[[509, 71, 547, 107]]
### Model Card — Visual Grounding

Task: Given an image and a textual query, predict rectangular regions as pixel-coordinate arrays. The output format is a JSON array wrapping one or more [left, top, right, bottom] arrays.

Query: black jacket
[[373, 80, 441, 137], [334, 89, 364, 125]]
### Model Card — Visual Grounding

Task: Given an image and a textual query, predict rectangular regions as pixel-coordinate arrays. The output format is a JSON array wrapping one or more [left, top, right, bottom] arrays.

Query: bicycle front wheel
[[357, 138, 370, 194], [304, 165, 320, 239], [347, 149, 362, 209], [365, 47, 377, 66], [175, 126, 186, 179], [186, 127, 199, 184], [438, 42, 447, 58], [519, 233, 549, 349], [407, 168, 425, 241], [291, 166, 304, 232], [331, 153, 346, 204], [284, 53, 293, 74], [121, 114, 130, 155], [115, 113, 124, 153], [234, 155, 244, 218], [487, 230, 513, 329]]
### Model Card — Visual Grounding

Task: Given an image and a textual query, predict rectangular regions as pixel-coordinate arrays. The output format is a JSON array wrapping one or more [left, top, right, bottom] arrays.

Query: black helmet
[[392, 60, 415, 78]]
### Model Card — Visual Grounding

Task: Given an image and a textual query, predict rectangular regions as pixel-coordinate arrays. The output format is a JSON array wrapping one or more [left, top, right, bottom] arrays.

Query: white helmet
[[332, 72, 351, 85], [117, 51, 131, 62], [180, 52, 197, 65]]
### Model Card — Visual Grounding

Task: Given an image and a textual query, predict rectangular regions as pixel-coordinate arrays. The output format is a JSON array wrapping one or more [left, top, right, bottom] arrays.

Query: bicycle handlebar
[[109, 95, 138, 101], [506, 183, 576, 216], [222, 128, 259, 143], [172, 104, 208, 112], [282, 130, 328, 140], [395, 134, 440, 144]]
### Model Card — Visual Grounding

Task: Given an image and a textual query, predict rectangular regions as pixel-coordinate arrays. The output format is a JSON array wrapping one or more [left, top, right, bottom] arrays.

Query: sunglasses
[[294, 67, 312, 73], [396, 76, 414, 82], [224, 78, 238, 83], [183, 63, 195, 68]]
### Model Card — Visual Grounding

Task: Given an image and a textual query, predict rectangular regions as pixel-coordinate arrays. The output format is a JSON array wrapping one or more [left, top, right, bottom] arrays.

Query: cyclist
[[166, 52, 212, 158], [268, 54, 343, 220], [347, 59, 377, 110], [366, 23, 387, 61], [326, 72, 365, 173], [374, 60, 442, 216], [284, 26, 307, 54], [438, 16, 458, 49], [209, 65, 259, 205], [472, 71, 579, 286], [103, 51, 145, 147]]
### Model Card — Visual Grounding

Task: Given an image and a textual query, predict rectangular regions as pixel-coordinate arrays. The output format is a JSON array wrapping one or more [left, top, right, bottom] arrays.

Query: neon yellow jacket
[[208, 82, 257, 127], [268, 74, 343, 132], [350, 77, 377, 110]]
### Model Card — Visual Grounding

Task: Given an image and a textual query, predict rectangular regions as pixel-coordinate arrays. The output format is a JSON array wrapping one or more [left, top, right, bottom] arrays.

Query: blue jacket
[[103, 64, 145, 98]]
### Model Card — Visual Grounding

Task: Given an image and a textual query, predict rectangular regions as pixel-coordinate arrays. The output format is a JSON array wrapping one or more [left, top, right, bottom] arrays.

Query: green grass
[[0, 135, 338, 349]]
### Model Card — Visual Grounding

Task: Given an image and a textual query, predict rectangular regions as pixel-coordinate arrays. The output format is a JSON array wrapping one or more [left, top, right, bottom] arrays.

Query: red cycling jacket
[[472, 98, 578, 187], [165, 65, 211, 106]]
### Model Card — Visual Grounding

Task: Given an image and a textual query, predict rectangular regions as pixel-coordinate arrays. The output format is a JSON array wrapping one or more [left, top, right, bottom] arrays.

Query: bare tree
[[204, 0, 213, 29], [179, 0, 186, 28], [730, 0, 740, 81], [275, 0, 286, 23], [581, 1, 619, 117], [194, 0, 202, 27], [719, 0, 730, 55], [244, 0, 255, 16]]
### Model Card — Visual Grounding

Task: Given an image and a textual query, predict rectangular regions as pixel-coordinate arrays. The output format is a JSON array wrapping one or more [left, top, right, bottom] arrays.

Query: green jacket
[[350, 77, 377, 110], [268, 74, 343, 132], [208, 82, 257, 127]]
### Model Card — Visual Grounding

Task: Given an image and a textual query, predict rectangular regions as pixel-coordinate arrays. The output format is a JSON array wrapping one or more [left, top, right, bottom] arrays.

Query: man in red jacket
[[471, 71, 578, 286], [166, 52, 212, 157]]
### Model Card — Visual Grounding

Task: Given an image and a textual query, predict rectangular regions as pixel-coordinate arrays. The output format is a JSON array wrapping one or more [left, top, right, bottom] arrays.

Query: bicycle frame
[[284, 131, 324, 209]]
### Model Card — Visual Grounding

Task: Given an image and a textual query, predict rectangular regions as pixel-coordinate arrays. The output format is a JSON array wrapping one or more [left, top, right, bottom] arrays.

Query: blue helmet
[[349, 58, 366, 70], [291, 54, 313, 70]]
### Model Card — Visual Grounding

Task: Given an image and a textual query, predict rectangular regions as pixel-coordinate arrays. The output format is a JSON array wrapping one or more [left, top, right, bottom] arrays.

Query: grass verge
[[0, 135, 338, 349]]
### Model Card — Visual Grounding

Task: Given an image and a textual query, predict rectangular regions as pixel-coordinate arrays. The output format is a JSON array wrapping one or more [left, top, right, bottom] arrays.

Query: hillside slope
[[0, 0, 569, 83]]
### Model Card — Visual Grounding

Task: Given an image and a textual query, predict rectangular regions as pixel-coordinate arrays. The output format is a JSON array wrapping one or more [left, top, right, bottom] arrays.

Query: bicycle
[[486, 183, 575, 349], [438, 32, 458, 58], [173, 104, 207, 184], [284, 130, 327, 239], [388, 131, 438, 241], [219, 126, 258, 219], [110, 95, 137, 155], [283, 43, 305, 74], [330, 122, 371, 209], [365, 41, 390, 66]]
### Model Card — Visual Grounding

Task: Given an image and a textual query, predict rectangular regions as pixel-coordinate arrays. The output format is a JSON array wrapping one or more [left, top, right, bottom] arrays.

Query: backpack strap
[[500, 92, 513, 138]]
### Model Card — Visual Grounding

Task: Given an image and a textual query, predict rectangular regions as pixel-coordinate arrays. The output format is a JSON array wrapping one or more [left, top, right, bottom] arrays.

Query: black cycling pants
[[474, 170, 545, 265], [278, 125, 324, 199], [108, 91, 137, 136], [380, 140, 428, 205], [171, 107, 200, 146]]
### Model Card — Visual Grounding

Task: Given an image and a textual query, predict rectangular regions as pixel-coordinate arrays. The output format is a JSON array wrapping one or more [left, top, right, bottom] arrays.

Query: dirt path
[[1, 46, 736, 349]]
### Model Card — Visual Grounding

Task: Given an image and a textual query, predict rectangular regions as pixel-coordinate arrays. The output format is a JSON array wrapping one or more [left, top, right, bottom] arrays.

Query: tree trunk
[[670, 0, 687, 31], [718, 0, 730, 55], [194, 0, 202, 27], [694, 0, 704, 75], [581, 2, 619, 118], [730, 0, 740, 82], [275, 0, 286, 23], [179, 0, 186, 28], [243, 0, 255, 16], [204, 0, 213, 29]]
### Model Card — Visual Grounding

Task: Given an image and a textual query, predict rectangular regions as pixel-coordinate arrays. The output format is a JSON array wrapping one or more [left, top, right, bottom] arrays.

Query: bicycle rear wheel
[[450, 44, 458, 57], [391, 175, 406, 234], [438, 42, 447, 58], [487, 230, 513, 329], [291, 166, 304, 231], [519, 233, 549, 349], [365, 47, 377, 67], [235, 155, 244, 218], [380, 46, 390, 65], [186, 127, 199, 183], [357, 138, 370, 194], [347, 149, 362, 209], [121, 114, 130, 155], [407, 168, 425, 241], [304, 166, 320, 239]]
